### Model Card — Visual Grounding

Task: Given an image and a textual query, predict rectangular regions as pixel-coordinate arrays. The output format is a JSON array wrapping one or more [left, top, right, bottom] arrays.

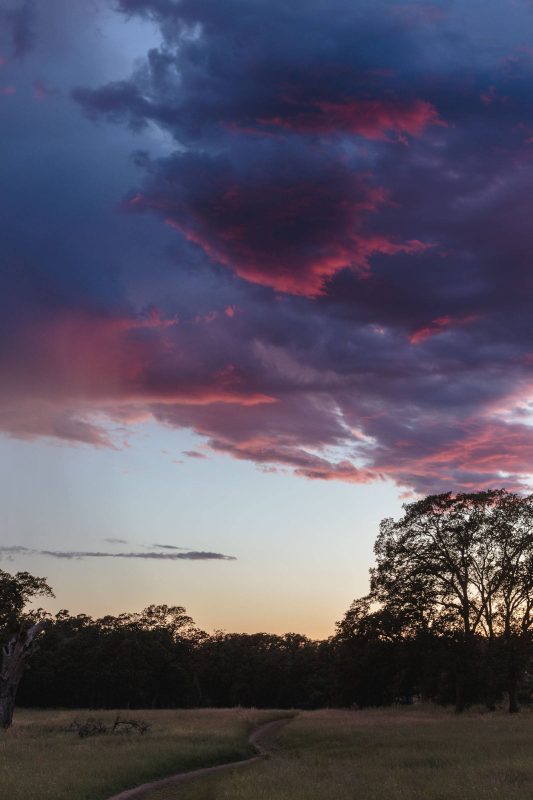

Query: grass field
[[150, 706, 533, 800], [7, 706, 533, 800], [0, 708, 282, 800]]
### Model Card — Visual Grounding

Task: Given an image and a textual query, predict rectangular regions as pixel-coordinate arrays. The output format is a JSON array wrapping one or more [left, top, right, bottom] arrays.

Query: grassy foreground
[[151, 706, 533, 800], [0, 708, 282, 800]]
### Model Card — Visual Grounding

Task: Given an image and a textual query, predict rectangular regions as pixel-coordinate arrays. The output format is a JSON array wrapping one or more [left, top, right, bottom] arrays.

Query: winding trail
[[106, 715, 295, 800]]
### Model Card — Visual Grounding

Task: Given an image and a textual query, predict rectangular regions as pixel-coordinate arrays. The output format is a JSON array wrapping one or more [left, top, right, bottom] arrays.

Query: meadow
[[6, 706, 533, 800], [0, 708, 282, 800], [150, 707, 533, 800]]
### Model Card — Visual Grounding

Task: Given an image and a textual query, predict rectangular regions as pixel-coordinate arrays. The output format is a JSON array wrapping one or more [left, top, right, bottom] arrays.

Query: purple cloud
[[4, 0, 533, 494]]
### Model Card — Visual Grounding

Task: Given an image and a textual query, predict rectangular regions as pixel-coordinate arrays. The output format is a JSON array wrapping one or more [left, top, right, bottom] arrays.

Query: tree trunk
[[454, 636, 475, 713], [0, 620, 46, 730], [455, 674, 466, 713], [508, 653, 520, 714], [0, 690, 15, 730], [454, 646, 466, 713], [505, 636, 523, 714], [483, 640, 497, 711], [508, 680, 520, 714]]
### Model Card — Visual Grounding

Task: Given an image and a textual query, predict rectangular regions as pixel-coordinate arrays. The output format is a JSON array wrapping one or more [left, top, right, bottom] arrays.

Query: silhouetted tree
[[0, 570, 54, 728], [370, 490, 533, 711], [12, 489, 533, 716]]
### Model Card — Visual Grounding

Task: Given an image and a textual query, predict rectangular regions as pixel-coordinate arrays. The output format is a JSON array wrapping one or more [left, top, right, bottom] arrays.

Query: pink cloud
[[194, 310, 218, 324], [0, 309, 275, 446], [208, 436, 378, 484], [128, 178, 432, 297], [3, 305, 533, 495], [374, 416, 533, 494], [255, 97, 445, 141], [169, 221, 433, 295], [409, 313, 479, 344]]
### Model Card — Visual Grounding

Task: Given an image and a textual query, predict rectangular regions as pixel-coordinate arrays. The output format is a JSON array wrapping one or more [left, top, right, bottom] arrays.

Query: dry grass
[[0, 708, 281, 800], [150, 706, 533, 800]]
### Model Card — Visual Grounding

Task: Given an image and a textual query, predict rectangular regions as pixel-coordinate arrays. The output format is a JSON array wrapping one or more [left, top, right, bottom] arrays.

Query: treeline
[[8, 489, 533, 715], [17, 607, 333, 710], [15, 606, 533, 712]]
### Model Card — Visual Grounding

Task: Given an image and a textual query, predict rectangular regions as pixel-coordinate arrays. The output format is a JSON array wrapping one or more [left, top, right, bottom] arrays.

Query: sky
[[2, 0, 533, 637]]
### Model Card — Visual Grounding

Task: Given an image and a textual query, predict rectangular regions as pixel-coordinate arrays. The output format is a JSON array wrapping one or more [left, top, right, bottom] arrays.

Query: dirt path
[[106, 715, 294, 800]]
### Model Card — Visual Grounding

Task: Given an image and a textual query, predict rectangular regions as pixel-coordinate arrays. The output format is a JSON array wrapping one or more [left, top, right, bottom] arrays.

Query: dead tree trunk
[[0, 620, 46, 730]]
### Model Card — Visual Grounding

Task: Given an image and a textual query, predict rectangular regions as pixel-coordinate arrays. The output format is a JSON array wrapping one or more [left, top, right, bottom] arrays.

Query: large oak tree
[[370, 490, 533, 711]]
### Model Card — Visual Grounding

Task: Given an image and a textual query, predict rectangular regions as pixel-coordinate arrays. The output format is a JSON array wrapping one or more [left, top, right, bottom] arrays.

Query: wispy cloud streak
[[150, 543, 191, 551], [0, 546, 236, 561]]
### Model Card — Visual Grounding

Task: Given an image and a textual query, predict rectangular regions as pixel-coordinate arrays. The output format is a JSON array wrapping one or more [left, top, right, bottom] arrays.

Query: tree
[[483, 493, 533, 711], [0, 570, 54, 729], [370, 490, 533, 712]]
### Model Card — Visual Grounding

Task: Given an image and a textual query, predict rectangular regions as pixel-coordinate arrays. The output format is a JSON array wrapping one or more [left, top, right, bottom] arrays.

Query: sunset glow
[[3, 0, 533, 636]]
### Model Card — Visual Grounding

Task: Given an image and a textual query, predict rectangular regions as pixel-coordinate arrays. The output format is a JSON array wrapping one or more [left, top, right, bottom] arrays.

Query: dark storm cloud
[[5, 0, 533, 493], [79, 0, 449, 143], [120, 146, 432, 296]]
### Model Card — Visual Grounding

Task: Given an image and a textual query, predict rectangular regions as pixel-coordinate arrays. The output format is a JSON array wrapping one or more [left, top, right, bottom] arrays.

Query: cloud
[[7, 0, 533, 496], [0, 545, 236, 561], [0, 546, 30, 556], [207, 435, 378, 484], [0, 308, 276, 446], [409, 314, 480, 345], [368, 417, 533, 496], [249, 98, 445, 140], [76, 0, 447, 149], [2, 0, 35, 60], [103, 537, 129, 544], [151, 543, 191, 550], [122, 149, 431, 296]]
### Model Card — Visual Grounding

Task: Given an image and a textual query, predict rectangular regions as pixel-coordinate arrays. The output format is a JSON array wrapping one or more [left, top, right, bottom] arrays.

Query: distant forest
[[6, 490, 533, 717]]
